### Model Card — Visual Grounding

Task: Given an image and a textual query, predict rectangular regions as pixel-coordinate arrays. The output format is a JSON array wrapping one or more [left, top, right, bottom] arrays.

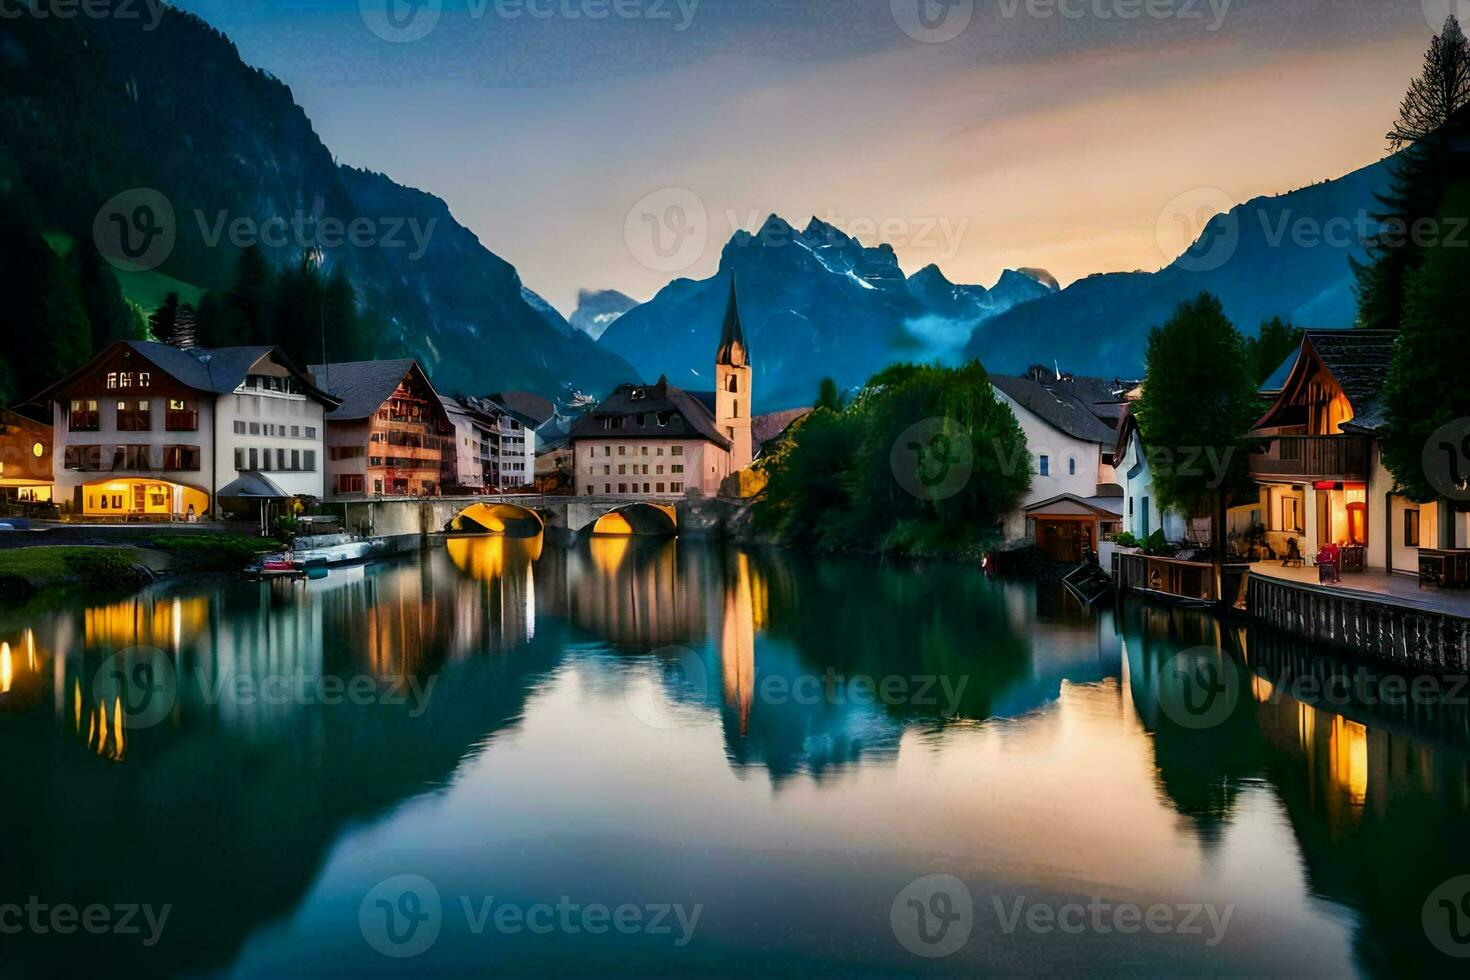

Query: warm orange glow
[[1330, 716, 1369, 806], [721, 553, 756, 736], [0, 642, 11, 694], [592, 512, 635, 535]]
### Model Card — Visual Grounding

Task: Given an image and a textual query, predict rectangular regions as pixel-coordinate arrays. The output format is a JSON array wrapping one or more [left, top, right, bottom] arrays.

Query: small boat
[[245, 553, 309, 582]]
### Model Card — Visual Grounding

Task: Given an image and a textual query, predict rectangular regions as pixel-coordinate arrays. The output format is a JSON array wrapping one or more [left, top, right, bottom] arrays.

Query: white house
[[37, 341, 337, 519], [991, 374, 1126, 561], [1113, 403, 1189, 544]]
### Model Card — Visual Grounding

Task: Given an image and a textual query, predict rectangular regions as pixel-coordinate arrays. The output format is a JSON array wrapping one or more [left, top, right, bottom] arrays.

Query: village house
[[570, 279, 752, 498], [1245, 329, 1466, 576], [310, 359, 454, 498], [439, 394, 506, 493], [0, 408, 53, 507], [35, 341, 337, 518], [1112, 400, 1190, 545], [991, 373, 1128, 561]]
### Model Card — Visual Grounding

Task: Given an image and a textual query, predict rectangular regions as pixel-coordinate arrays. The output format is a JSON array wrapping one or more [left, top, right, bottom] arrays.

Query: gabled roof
[[991, 375, 1117, 444], [309, 359, 438, 423], [1024, 492, 1125, 517], [569, 378, 732, 449], [1252, 330, 1396, 433], [28, 341, 337, 407], [716, 275, 749, 367]]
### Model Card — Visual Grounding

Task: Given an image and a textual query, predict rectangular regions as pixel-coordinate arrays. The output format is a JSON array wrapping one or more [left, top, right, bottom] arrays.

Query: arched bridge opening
[[590, 502, 678, 537], [450, 502, 546, 537]]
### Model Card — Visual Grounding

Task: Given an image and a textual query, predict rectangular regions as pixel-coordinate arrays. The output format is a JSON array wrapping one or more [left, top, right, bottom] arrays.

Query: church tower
[[714, 274, 753, 471]]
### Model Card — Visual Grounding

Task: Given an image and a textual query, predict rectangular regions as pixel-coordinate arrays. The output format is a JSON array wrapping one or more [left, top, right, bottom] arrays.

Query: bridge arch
[[590, 502, 678, 537], [450, 501, 545, 536]]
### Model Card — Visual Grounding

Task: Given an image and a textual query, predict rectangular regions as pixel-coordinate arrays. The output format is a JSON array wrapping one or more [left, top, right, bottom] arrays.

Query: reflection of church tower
[[714, 275, 753, 471], [721, 552, 757, 736]]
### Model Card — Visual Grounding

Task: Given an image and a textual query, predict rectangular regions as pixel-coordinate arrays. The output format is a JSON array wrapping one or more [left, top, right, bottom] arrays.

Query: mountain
[[596, 215, 1056, 411], [570, 288, 639, 340], [964, 160, 1391, 376], [0, 2, 635, 400]]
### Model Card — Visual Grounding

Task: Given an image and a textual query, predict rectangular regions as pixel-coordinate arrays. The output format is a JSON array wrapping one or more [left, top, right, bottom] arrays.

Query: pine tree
[[148, 293, 181, 343], [75, 236, 145, 348], [226, 244, 272, 344], [1356, 17, 1470, 329], [0, 192, 91, 402], [1245, 317, 1303, 385]]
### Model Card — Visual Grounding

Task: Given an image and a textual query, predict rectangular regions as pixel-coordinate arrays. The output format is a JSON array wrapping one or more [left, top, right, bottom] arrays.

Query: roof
[[487, 390, 556, 427], [1253, 330, 1396, 433], [29, 341, 338, 407], [309, 359, 422, 421], [217, 472, 288, 498], [991, 375, 1118, 444], [569, 378, 732, 449], [716, 275, 749, 367], [1024, 492, 1125, 517], [1259, 350, 1297, 394]]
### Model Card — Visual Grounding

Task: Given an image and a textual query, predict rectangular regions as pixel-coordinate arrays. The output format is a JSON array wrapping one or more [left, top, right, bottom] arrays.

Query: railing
[[1250, 434, 1368, 480]]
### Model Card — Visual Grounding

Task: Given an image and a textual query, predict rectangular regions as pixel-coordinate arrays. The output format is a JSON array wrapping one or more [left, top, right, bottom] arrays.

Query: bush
[[61, 550, 154, 590], [1143, 528, 1171, 556], [143, 534, 274, 570], [1113, 531, 1139, 548]]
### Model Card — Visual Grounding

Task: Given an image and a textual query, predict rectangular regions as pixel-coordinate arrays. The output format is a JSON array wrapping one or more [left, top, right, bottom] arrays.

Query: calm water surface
[[2, 535, 1469, 977]]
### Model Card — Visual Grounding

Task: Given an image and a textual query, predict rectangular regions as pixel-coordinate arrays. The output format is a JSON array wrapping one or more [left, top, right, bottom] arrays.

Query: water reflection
[[0, 536, 1467, 975]]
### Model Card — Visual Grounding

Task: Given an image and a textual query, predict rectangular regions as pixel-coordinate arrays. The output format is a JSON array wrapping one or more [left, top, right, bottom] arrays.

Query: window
[[113, 445, 151, 470], [671, 445, 684, 456], [1405, 508, 1421, 547], [305, 427, 317, 438], [304, 450, 316, 471], [657, 483, 665, 493], [249, 422, 261, 435], [603, 465, 611, 475], [618, 464, 627, 475], [656, 465, 664, 475], [618, 483, 627, 494], [618, 446, 627, 456], [671, 482, 684, 493], [248, 448, 259, 470], [603, 446, 611, 457], [671, 464, 684, 474], [338, 474, 364, 493], [1068, 457, 1076, 476], [235, 448, 246, 470], [640, 446, 648, 456], [63, 445, 103, 471], [1038, 455, 1050, 477], [234, 420, 247, 435], [604, 484, 611, 494], [290, 425, 300, 438], [69, 399, 99, 431], [374, 479, 383, 494], [166, 400, 197, 431], [162, 445, 199, 471]]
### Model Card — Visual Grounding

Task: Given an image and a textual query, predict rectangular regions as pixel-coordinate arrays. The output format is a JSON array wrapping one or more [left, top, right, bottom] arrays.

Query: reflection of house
[[0, 408, 52, 504], [311, 359, 453, 498], [570, 278, 752, 498], [991, 373, 1127, 559], [37, 341, 336, 518], [1246, 330, 1460, 575]]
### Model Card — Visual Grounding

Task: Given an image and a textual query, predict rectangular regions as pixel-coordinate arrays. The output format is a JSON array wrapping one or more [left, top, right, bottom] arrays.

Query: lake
[[2, 535, 1468, 976]]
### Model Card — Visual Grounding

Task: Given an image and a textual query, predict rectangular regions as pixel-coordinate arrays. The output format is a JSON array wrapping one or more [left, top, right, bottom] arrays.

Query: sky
[[176, 0, 1448, 314]]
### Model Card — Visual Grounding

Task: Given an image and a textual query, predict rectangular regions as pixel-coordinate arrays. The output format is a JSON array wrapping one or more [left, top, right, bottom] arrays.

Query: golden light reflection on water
[[720, 553, 757, 735]]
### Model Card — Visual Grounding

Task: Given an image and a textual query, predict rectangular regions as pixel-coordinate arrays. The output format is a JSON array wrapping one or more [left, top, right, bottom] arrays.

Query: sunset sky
[[179, 0, 1444, 312]]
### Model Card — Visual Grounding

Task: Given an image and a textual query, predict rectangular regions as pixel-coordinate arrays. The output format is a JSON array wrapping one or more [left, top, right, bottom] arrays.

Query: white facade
[[48, 345, 329, 518], [575, 438, 723, 497], [1116, 426, 1188, 543], [500, 416, 535, 487], [993, 384, 1116, 541]]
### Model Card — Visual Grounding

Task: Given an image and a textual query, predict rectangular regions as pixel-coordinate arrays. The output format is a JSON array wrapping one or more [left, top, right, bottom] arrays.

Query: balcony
[[1250, 434, 1368, 482]]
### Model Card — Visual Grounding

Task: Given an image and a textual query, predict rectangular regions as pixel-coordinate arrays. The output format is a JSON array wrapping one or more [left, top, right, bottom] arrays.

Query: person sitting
[[1282, 538, 1304, 567], [1316, 541, 1341, 584]]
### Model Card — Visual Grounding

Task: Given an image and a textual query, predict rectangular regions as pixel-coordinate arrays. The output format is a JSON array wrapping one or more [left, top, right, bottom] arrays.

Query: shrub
[[61, 550, 154, 590], [1143, 529, 1171, 556], [1112, 531, 1139, 548]]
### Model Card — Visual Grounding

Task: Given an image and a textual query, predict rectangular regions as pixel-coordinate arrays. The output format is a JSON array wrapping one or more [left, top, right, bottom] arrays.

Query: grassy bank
[[141, 534, 275, 570], [0, 546, 154, 601]]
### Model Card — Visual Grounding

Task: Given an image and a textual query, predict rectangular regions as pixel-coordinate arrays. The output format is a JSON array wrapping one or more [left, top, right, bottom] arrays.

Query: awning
[[218, 472, 289, 499]]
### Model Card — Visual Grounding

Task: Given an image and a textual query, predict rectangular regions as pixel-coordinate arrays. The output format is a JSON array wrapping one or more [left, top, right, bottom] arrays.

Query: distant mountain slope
[[570, 289, 639, 340], [597, 215, 1056, 411], [964, 160, 1390, 376], [0, 2, 634, 399]]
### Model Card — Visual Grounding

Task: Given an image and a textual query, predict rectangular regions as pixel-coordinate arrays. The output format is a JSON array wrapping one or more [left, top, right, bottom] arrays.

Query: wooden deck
[[1245, 563, 1470, 671], [1249, 563, 1470, 618]]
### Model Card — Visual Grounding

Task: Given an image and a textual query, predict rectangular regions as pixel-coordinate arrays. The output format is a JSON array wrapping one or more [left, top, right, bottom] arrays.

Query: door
[[1139, 497, 1150, 539]]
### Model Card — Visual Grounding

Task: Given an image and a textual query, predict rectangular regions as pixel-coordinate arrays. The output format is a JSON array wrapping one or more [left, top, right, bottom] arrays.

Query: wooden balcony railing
[[1250, 435, 1369, 481]]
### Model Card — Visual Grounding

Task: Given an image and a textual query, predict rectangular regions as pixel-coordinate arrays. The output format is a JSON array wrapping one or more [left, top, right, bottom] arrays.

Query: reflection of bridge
[[338, 494, 683, 540]]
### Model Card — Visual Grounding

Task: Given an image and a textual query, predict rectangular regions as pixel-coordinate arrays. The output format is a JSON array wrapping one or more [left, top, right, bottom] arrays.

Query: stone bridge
[[338, 494, 703, 541]]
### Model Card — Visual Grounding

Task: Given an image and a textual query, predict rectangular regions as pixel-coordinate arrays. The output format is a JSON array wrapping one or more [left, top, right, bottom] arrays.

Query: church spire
[[716, 273, 748, 367]]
